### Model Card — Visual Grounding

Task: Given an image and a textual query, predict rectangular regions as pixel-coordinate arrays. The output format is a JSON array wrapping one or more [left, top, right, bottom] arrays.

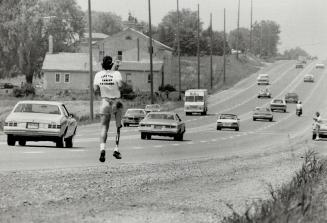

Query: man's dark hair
[[102, 56, 113, 70]]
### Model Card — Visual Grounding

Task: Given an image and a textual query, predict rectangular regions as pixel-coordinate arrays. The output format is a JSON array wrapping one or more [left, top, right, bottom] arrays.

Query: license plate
[[27, 122, 39, 129], [154, 125, 162, 129], [223, 123, 231, 126]]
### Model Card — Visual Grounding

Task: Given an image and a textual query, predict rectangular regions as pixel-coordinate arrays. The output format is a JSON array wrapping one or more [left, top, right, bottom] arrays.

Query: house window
[[55, 73, 60, 83], [148, 74, 151, 83], [125, 36, 132, 40], [64, 73, 70, 83], [117, 51, 122, 61], [125, 73, 132, 84]]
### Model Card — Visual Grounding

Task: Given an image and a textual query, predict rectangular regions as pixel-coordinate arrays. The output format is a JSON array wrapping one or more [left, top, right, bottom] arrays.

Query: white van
[[184, 89, 208, 116]]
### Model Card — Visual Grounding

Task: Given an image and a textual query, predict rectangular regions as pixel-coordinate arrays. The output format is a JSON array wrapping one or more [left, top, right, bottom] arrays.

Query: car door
[[61, 104, 77, 138]]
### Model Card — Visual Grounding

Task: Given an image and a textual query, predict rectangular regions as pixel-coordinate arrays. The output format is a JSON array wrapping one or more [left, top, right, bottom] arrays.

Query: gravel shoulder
[[0, 137, 317, 223]]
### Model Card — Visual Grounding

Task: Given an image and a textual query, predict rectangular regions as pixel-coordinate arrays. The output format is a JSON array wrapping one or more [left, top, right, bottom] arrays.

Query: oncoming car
[[257, 88, 271, 98], [139, 112, 185, 141], [304, 74, 314, 83], [3, 101, 77, 148], [295, 64, 304, 69], [216, 114, 240, 131], [315, 63, 325, 69], [145, 104, 161, 113], [257, 74, 269, 85], [270, 99, 287, 112], [253, 107, 273, 122], [122, 109, 146, 127], [284, 92, 299, 104]]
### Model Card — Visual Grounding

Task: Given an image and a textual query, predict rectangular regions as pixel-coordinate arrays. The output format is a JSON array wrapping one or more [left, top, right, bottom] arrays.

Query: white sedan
[[216, 114, 240, 131], [3, 101, 77, 148]]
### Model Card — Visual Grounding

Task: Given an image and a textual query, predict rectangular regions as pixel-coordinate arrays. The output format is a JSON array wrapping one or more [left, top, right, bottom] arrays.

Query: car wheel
[[235, 127, 239, 131], [176, 132, 184, 141], [186, 112, 191, 116], [65, 137, 73, 148], [284, 109, 287, 113], [312, 133, 316, 140], [253, 118, 256, 121], [18, 140, 26, 146], [56, 136, 64, 148], [7, 134, 16, 146], [141, 132, 146, 140], [217, 126, 221, 131], [125, 123, 129, 127], [146, 134, 151, 140], [269, 118, 273, 122]]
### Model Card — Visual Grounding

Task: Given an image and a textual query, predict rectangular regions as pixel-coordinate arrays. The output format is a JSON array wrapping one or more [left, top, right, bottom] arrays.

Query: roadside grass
[[172, 54, 262, 93], [222, 150, 324, 223]]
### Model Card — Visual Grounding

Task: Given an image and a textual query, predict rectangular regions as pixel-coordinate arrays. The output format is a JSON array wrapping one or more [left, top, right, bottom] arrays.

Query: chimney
[[48, 35, 53, 54]]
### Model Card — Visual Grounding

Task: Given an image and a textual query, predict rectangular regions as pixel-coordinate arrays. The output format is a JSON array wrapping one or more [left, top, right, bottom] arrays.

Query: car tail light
[[48, 123, 61, 129], [6, 121, 17, 127]]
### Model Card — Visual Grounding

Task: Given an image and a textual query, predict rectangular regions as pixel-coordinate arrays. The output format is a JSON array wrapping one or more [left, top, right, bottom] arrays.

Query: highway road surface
[[1, 60, 327, 171]]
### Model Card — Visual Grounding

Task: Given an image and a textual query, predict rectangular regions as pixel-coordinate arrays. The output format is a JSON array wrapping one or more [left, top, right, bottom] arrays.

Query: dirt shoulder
[[0, 139, 314, 223]]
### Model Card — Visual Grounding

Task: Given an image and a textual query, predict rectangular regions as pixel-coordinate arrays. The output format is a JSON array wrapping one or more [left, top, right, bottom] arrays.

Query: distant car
[[304, 74, 314, 83], [315, 63, 325, 69], [139, 112, 185, 141], [295, 64, 304, 69], [270, 99, 287, 112], [257, 74, 269, 85], [145, 104, 161, 113], [312, 119, 327, 140], [284, 93, 299, 103], [3, 101, 77, 148], [257, 88, 271, 98], [253, 107, 273, 122], [122, 109, 146, 127], [216, 114, 240, 131]]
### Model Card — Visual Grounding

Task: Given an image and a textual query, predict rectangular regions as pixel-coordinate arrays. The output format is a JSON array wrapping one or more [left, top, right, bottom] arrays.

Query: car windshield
[[320, 120, 327, 124], [147, 113, 175, 120], [126, 110, 144, 115], [14, 103, 60, 115], [256, 107, 270, 112], [219, 114, 237, 120], [259, 74, 268, 78], [146, 104, 160, 109], [185, 96, 204, 102], [286, 93, 297, 97], [273, 99, 283, 103]]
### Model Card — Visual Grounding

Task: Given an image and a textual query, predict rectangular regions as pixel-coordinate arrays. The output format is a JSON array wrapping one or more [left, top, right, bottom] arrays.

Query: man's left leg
[[113, 101, 123, 159]]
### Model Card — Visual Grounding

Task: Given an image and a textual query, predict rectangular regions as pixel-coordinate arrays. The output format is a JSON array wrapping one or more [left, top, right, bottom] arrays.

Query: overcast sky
[[76, 0, 327, 58]]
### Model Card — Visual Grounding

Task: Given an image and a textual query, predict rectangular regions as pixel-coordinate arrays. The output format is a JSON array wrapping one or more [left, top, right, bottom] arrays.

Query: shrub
[[120, 81, 136, 100], [159, 84, 176, 92]]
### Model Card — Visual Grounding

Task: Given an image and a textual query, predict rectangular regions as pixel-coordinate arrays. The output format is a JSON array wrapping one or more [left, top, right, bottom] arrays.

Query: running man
[[94, 56, 123, 162]]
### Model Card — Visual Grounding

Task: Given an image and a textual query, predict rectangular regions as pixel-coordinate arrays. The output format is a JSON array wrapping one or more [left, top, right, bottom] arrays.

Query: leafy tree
[[158, 9, 203, 56], [252, 20, 280, 57], [228, 27, 250, 53], [283, 47, 310, 60], [201, 28, 230, 56], [88, 11, 123, 35]]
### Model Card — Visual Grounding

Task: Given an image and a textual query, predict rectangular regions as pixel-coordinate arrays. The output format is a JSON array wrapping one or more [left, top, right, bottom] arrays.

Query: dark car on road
[[284, 93, 299, 103], [122, 109, 146, 127], [295, 64, 304, 69], [270, 99, 287, 112]]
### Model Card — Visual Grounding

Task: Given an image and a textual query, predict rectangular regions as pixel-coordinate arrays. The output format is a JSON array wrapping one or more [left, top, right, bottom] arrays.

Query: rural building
[[41, 52, 100, 92], [78, 28, 176, 88]]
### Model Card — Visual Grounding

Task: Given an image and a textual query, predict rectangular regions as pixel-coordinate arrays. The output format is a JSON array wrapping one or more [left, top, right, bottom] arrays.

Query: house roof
[[42, 53, 100, 72], [119, 61, 163, 72], [83, 32, 109, 40], [103, 28, 173, 52]]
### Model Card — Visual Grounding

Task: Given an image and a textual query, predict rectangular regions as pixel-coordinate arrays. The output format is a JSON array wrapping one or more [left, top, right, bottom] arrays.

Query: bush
[[13, 83, 35, 97], [120, 81, 136, 100], [159, 84, 176, 92]]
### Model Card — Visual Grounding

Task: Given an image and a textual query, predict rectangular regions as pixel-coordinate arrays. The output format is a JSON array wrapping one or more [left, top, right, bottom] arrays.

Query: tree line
[[0, 0, 282, 83]]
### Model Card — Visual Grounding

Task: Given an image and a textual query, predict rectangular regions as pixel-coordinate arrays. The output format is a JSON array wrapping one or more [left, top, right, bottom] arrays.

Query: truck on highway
[[184, 89, 208, 116]]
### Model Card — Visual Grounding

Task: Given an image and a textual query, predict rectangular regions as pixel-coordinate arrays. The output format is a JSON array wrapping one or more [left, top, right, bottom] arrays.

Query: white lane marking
[[187, 142, 194, 145], [154, 145, 163, 148], [22, 151, 45, 154], [171, 144, 180, 146], [211, 139, 217, 142], [68, 149, 86, 152], [132, 146, 143, 150], [200, 140, 208, 143]]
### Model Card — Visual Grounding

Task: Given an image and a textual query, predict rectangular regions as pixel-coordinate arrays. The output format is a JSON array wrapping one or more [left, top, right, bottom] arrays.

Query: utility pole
[[177, 0, 181, 100], [197, 4, 200, 89], [210, 13, 213, 89], [88, 0, 93, 120], [249, 0, 253, 53], [223, 8, 226, 83], [148, 0, 154, 104], [236, 0, 240, 59]]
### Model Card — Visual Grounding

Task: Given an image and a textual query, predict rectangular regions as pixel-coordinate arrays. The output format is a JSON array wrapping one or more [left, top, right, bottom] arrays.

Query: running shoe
[[99, 150, 106, 162], [113, 151, 122, 159]]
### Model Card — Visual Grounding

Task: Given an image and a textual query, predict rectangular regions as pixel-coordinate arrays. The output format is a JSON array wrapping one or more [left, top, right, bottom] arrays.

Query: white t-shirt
[[94, 70, 122, 99], [296, 104, 303, 110]]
